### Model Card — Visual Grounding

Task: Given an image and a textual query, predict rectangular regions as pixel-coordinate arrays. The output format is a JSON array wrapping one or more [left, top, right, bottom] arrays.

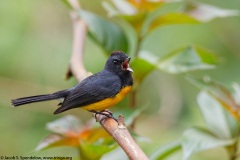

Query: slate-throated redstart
[[11, 51, 133, 116]]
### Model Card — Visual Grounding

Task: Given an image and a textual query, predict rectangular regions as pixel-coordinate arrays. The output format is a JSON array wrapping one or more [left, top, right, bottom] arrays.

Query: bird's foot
[[89, 109, 118, 122]]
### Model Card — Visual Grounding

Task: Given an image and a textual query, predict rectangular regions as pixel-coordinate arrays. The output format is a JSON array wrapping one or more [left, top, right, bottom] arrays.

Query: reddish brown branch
[[65, 0, 91, 82], [95, 114, 149, 160]]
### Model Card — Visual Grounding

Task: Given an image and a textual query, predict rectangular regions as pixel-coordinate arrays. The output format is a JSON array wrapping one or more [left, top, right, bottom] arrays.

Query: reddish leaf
[[46, 115, 82, 135], [128, 0, 164, 12], [35, 134, 79, 151], [35, 115, 115, 158], [211, 85, 240, 121], [102, 0, 164, 33]]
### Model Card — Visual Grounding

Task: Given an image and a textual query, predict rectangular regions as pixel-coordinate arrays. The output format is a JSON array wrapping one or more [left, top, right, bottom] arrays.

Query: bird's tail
[[11, 90, 69, 107]]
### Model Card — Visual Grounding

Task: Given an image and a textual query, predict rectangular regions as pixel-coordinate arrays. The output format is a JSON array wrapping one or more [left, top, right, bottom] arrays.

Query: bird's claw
[[89, 109, 118, 122]]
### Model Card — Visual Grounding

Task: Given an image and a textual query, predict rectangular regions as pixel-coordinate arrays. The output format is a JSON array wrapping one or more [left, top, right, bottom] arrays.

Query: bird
[[11, 51, 133, 117]]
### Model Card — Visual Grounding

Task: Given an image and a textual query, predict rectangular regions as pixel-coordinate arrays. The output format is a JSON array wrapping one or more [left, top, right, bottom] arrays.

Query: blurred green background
[[1, 0, 240, 159]]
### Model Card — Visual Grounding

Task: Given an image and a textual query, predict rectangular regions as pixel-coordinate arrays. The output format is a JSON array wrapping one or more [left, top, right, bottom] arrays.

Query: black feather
[[12, 90, 70, 107], [53, 71, 121, 114], [12, 51, 133, 115]]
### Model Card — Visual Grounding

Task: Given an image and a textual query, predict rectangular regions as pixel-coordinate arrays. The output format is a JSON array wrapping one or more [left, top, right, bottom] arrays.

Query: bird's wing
[[54, 72, 121, 114]]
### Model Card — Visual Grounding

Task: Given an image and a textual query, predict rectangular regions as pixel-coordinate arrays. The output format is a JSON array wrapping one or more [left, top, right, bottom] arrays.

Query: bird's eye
[[113, 60, 119, 65]]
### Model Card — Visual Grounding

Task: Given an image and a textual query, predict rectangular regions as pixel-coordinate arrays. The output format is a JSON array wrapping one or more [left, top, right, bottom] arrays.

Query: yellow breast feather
[[82, 86, 132, 111]]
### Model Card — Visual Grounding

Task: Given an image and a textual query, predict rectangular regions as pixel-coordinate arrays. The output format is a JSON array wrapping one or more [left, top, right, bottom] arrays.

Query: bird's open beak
[[122, 57, 133, 72]]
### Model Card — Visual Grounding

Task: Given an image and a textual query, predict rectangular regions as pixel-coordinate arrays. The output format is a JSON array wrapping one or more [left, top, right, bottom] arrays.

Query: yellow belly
[[82, 86, 132, 111]]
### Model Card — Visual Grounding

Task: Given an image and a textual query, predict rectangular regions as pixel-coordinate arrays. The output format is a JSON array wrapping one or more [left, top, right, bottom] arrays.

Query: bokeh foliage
[[1, 0, 240, 160]]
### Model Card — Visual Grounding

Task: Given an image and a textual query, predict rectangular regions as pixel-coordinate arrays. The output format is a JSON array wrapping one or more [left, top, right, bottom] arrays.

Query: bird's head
[[105, 51, 133, 74]]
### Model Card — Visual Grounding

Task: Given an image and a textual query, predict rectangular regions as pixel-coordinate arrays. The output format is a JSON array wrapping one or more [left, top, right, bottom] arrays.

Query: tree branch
[[95, 113, 149, 160], [66, 0, 148, 159], [65, 0, 91, 82]]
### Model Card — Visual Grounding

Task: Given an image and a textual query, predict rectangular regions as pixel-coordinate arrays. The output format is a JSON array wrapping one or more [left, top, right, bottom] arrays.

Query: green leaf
[[124, 105, 146, 126], [158, 46, 219, 73], [188, 77, 240, 125], [184, 2, 239, 22], [193, 46, 220, 64], [140, 1, 184, 35], [150, 140, 181, 160], [147, 12, 199, 33], [103, 0, 137, 16], [79, 140, 116, 160], [78, 10, 128, 54], [232, 83, 240, 106], [79, 128, 117, 160], [61, 0, 73, 10], [102, 147, 128, 160], [187, 78, 238, 110], [113, 104, 148, 126], [197, 91, 240, 139], [102, 1, 119, 17], [132, 47, 219, 83], [182, 127, 235, 160], [113, 19, 138, 58], [131, 51, 156, 82]]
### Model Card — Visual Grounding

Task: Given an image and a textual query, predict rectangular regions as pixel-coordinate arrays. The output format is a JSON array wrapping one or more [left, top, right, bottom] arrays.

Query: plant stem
[[131, 34, 142, 108], [227, 140, 239, 160], [77, 148, 82, 160], [130, 89, 136, 108], [134, 35, 142, 58]]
